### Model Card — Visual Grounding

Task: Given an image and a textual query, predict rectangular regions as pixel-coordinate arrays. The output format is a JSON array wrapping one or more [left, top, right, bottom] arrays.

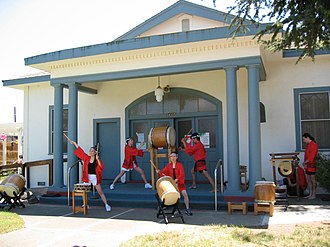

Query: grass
[[121, 224, 330, 247], [0, 211, 25, 234]]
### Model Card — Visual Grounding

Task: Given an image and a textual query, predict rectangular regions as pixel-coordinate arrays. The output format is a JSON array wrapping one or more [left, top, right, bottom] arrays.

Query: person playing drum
[[70, 140, 112, 212], [181, 132, 216, 192], [156, 151, 192, 216], [110, 137, 152, 190]]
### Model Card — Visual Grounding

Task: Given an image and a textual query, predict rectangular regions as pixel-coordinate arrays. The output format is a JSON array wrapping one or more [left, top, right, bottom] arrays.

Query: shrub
[[316, 153, 330, 193]]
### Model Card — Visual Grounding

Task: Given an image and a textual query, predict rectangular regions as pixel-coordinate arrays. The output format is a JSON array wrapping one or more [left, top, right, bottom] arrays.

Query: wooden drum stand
[[150, 145, 173, 189]]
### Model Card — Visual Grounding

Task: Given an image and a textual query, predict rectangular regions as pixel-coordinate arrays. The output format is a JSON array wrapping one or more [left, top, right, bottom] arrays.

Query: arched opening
[[125, 88, 223, 182]]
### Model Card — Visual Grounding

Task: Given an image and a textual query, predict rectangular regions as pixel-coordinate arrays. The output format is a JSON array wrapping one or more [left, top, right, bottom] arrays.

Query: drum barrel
[[0, 174, 26, 197], [254, 181, 275, 203], [148, 126, 176, 148]]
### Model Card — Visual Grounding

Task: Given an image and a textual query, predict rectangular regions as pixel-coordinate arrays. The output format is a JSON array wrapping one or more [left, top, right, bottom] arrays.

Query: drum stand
[[270, 152, 300, 205], [150, 145, 172, 189], [155, 193, 184, 224], [0, 187, 26, 210]]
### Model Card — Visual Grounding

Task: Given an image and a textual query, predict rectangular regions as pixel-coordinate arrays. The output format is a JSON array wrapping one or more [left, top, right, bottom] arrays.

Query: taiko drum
[[0, 174, 26, 197], [254, 181, 276, 203], [156, 176, 180, 206], [148, 126, 176, 148]]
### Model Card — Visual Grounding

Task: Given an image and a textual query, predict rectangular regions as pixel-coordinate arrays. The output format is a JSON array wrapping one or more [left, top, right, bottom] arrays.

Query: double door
[[129, 116, 220, 182]]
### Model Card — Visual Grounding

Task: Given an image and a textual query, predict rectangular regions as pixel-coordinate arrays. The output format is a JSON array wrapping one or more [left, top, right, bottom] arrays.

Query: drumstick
[[186, 128, 193, 136], [63, 133, 72, 143], [96, 142, 100, 156], [150, 160, 158, 171]]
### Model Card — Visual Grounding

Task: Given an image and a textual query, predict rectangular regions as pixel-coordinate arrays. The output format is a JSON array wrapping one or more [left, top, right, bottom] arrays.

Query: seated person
[[283, 165, 307, 196]]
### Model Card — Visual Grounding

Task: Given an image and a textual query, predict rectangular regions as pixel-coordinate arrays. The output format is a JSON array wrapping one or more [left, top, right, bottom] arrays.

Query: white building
[[2, 0, 330, 196]]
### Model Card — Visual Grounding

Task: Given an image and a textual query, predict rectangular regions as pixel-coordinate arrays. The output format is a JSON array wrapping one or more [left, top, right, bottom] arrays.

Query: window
[[128, 91, 217, 118], [260, 102, 266, 123], [49, 105, 68, 154], [182, 19, 190, 32], [295, 88, 330, 150]]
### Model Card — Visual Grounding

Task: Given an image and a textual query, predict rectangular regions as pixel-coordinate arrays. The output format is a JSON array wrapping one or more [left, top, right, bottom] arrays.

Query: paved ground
[[1, 198, 330, 247]]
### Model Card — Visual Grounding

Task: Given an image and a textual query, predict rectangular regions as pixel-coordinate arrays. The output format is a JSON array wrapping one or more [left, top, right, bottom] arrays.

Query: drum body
[[148, 126, 176, 148], [74, 183, 91, 192], [254, 181, 276, 203], [0, 174, 26, 197], [156, 176, 180, 206]]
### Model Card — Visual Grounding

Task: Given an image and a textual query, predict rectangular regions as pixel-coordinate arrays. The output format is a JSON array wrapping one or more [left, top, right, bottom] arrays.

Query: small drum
[[156, 176, 180, 206], [0, 174, 26, 197], [74, 183, 91, 192], [148, 126, 176, 148], [254, 181, 276, 203]]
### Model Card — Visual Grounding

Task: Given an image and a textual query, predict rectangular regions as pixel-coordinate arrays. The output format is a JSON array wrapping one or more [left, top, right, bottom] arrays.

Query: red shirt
[[184, 141, 206, 161], [160, 161, 186, 192], [122, 145, 144, 170], [74, 147, 104, 185], [304, 140, 318, 172]]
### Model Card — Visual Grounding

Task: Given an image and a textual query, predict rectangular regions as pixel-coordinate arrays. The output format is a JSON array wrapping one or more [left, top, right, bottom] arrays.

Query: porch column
[[67, 82, 79, 187], [225, 66, 241, 191], [52, 84, 64, 188], [247, 65, 262, 191]]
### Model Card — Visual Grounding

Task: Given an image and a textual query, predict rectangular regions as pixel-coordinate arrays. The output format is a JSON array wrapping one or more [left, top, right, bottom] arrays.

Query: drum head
[[255, 181, 275, 185], [166, 127, 176, 147], [161, 191, 180, 206], [148, 128, 154, 147], [2, 184, 18, 197]]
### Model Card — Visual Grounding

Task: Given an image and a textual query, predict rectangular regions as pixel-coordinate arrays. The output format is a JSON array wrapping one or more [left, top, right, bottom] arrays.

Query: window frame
[[294, 86, 330, 151], [49, 104, 69, 154]]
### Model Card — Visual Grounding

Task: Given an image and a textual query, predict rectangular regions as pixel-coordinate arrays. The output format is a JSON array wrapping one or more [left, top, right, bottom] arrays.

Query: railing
[[67, 160, 82, 206], [214, 159, 223, 212], [0, 159, 54, 187]]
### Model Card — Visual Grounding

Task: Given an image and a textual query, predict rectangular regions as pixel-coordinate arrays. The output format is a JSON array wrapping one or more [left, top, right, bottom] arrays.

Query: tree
[[213, 0, 330, 62]]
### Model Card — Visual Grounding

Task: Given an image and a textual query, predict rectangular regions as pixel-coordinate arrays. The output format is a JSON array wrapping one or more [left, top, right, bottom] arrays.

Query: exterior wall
[[260, 52, 330, 180], [23, 83, 68, 187]]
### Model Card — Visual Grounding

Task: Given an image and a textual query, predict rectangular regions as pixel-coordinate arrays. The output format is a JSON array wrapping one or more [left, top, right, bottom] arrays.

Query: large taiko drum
[[254, 181, 276, 203], [148, 126, 176, 148], [0, 174, 26, 197], [156, 176, 180, 206]]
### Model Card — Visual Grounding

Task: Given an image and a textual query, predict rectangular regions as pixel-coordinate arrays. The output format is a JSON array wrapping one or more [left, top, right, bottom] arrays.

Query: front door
[[94, 118, 120, 180]]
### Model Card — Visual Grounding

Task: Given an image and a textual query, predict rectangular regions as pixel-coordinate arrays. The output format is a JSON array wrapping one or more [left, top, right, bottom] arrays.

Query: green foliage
[[222, 0, 330, 63], [316, 153, 330, 193]]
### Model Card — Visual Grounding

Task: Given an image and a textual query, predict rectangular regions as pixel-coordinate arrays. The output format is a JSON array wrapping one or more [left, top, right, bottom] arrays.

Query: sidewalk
[[1, 198, 330, 247]]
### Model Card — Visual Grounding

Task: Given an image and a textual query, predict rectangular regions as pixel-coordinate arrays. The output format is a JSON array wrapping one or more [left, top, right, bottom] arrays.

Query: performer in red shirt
[[110, 137, 152, 190], [157, 151, 192, 216], [181, 132, 216, 192], [302, 133, 318, 199], [70, 140, 111, 211]]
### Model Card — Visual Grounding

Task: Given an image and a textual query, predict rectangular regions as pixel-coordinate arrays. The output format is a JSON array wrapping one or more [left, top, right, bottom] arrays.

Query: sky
[[0, 0, 234, 124]]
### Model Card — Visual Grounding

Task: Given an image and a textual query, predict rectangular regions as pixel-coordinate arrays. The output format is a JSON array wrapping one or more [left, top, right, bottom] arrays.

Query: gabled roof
[[114, 0, 237, 41]]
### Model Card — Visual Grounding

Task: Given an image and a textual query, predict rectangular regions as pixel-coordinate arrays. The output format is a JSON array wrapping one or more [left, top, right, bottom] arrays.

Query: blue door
[[94, 118, 120, 180]]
